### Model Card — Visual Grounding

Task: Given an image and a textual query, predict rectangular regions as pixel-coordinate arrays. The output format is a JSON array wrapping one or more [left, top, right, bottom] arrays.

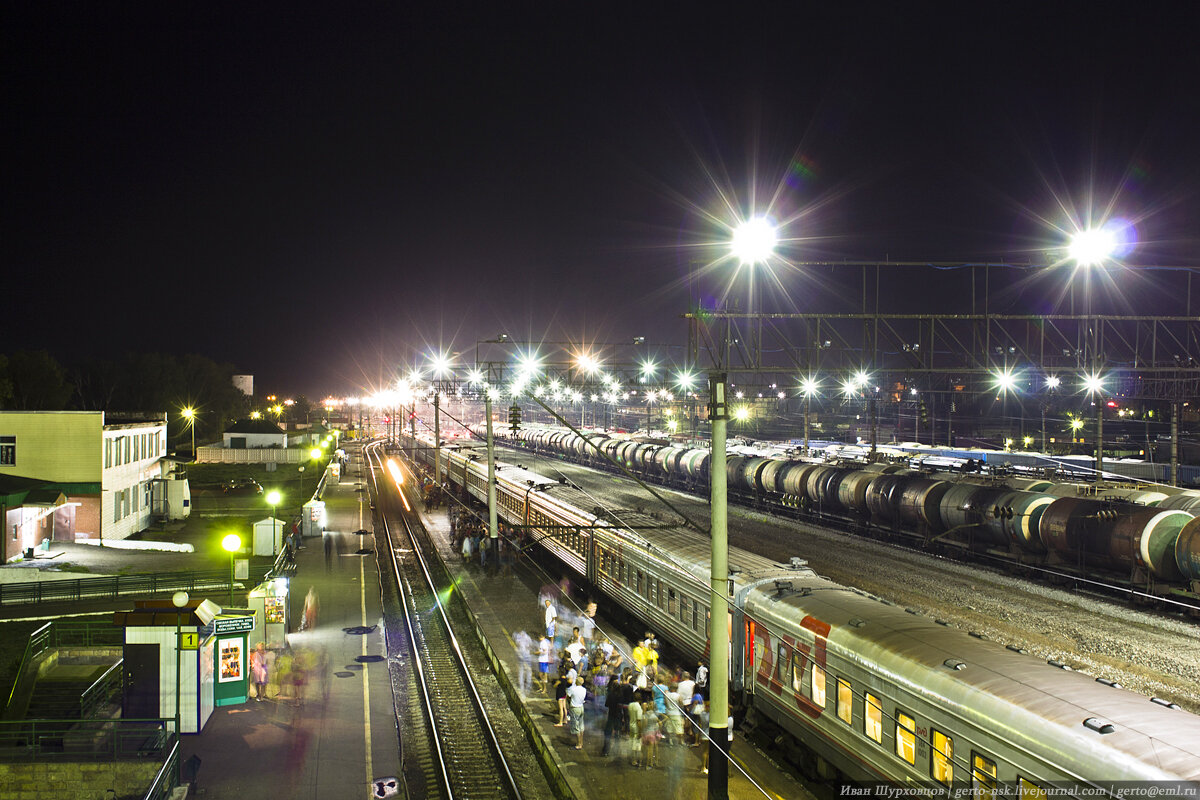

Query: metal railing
[[6, 621, 124, 713], [142, 738, 180, 800], [0, 718, 171, 761], [0, 565, 271, 607], [79, 660, 124, 719]]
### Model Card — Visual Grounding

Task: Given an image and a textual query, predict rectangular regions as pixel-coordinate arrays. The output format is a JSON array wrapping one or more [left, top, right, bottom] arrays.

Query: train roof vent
[[789, 557, 809, 569], [935, 619, 950, 626], [1083, 718, 1115, 735], [1047, 660, 1072, 671], [905, 608, 920, 615], [848, 618, 867, 628], [1006, 644, 1029, 655], [943, 659, 967, 671], [1151, 697, 1182, 710], [969, 631, 988, 640], [1095, 677, 1123, 689]]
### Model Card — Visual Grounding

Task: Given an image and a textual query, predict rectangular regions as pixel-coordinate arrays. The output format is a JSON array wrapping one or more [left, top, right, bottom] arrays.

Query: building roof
[[224, 419, 285, 435]]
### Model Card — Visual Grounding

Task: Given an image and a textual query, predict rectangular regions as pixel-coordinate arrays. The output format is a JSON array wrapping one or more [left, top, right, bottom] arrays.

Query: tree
[[5, 350, 72, 409]]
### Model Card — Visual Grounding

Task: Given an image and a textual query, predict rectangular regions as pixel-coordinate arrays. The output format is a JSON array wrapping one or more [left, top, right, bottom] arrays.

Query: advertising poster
[[218, 638, 243, 683], [265, 597, 285, 624]]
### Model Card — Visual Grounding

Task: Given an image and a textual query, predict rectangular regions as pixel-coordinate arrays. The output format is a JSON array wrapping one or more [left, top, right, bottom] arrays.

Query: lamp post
[[707, 373, 731, 800], [181, 407, 197, 460], [172, 590, 189, 734], [309, 448, 322, 496], [266, 490, 282, 554], [222, 533, 241, 608], [801, 378, 819, 455]]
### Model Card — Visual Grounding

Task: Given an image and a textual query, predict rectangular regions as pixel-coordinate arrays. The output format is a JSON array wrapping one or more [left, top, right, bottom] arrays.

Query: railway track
[[366, 444, 524, 800]]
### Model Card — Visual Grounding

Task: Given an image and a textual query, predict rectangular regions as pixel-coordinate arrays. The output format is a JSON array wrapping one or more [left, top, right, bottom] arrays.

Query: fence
[[0, 718, 171, 761], [0, 566, 272, 607], [196, 445, 309, 464]]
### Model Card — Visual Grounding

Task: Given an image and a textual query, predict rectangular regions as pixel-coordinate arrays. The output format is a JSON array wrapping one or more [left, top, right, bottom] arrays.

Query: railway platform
[[409, 482, 813, 800], [177, 460, 402, 800]]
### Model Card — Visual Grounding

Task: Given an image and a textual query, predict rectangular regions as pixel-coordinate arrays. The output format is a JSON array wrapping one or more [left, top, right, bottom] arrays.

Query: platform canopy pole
[[708, 372, 730, 800], [485, 388, 499, 570]]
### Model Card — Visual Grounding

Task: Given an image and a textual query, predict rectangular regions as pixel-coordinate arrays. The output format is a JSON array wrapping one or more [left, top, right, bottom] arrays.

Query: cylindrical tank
[[865, 474, 908, 522], [779, 463, 820, 498], [652, 446, 679, 474], [895, 478, 954, 531], [1004, 478, 1055, 492], [725, 456, 751, 490], [808, 466, 854, 507], [1003, 492, 1055, 552], [1158, 492, 1200, 513], [1139, 510, 1194, 581], [744, 457, 773, 493], [1174, 517, 1200, 582], [938, 483, 1010, 542], [836, 470, 878, 514], [681, 449, 710, 480], [758, 459, 795, 495]]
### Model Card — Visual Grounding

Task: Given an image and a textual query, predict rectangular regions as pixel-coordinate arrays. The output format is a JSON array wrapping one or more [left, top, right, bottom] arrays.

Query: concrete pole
[[1171, 402, 1180, 487], [707, 373, 730, 800], [485, 391, 499, 569], [1095, 400, 1104, 482], [803, 393, 810, 455]]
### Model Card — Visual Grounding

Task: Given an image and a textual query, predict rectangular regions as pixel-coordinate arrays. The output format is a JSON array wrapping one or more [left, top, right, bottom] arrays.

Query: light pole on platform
[[172, 590, 189, 734], [222, 533, 241, 608]]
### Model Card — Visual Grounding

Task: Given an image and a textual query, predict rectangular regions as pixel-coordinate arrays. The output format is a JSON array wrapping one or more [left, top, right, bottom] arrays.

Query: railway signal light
[[508, 404, 522, 431]]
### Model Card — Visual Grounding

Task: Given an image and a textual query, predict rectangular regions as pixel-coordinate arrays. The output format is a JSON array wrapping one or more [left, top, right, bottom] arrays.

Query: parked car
[[222, 479, 263, 495]]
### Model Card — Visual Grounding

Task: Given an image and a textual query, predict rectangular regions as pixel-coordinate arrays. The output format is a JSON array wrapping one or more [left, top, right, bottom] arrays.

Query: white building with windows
[[0, 411, 187, 560]]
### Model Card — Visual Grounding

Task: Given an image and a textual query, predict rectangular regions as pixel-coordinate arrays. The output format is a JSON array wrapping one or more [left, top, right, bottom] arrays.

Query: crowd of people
[[513, 587, 715, 770], [247, 640, 331, 707]]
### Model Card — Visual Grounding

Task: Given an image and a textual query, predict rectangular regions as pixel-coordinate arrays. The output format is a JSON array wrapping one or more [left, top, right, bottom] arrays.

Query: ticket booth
[[252, 517, 285, 556], [246, 577, 289, 647], [212, 613, 255, 707]]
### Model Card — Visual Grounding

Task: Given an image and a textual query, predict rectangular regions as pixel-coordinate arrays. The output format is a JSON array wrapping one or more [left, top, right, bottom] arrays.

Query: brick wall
[[0, 760, 161, 800]]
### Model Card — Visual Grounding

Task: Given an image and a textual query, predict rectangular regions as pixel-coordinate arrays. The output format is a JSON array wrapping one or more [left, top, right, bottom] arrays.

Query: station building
[[0, 410, 188, 562]]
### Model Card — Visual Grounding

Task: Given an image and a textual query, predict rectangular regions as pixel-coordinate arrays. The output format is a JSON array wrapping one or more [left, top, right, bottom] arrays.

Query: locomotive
[[400, 431, 1200, 789], [496, 425, 1200, 599]]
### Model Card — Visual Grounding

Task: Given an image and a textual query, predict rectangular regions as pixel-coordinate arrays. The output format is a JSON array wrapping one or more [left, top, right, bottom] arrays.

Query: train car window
[[811, 664, 826, 708], [637, 571, 644, 596], [972, 752, 997, 799], [776, 644, 787, 684], [668, 589, 677, 616], [790, 653, 803, 693], [1018, 777, 1046, 800], [865, 693, 883, 744], [678, 595, 688, 623], [931, 729, 953, 784], [895, 711, 917, 764], [836, 679, 852, 724]]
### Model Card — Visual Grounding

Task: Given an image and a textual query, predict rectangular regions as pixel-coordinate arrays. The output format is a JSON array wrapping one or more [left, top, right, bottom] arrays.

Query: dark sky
[[6, 3, 1200, 396]]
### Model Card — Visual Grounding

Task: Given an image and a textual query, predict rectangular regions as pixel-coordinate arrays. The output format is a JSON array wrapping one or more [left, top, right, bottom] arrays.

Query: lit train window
[[931, 729, 953, 784], [972, 752, 997, 799], [811, 664, 826, 708], [865, 693, 882, 743], [790, 653, 803, 693], [776, 644, 788, 684], [668, 589, 677, 616], [896, 711, 916, 764], [836, 679, 852, 724], [1018, 777, 1046, 800]]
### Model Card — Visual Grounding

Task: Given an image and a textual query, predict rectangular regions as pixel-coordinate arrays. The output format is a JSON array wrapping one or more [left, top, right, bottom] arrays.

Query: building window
[[114, 492, 123, 522], [123, 489, 131, 517], [144, 482, 152, 509], [0, 436, 15, 466], [864, 693, 882, 744], [105, 439, 112, 468], [931, 729, 953, 784]]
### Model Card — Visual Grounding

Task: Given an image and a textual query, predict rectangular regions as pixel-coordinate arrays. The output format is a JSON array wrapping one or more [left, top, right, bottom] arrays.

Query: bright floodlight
[[675, 371, 697, 391], [1083, 373, 1105, 395], [801, 378, 820, 396], [1045, 375, 1061, 390], [466, 368, 484, 385], [221, 533, 241, 553], [731, 217, 777, 264], [266, 490, 281, 506], [1068, 228, 1117, 267], [575, 352, 600, 375], [429, 354, 451, 377], [993, 368, 1018, 394], [842, 380, 857, 397], [853, 370, 869, 388], [734, 407, 750, 421], [310, 448, 322, 460], [1070, 417, 1085, 432], [641, 360, 657, 379]]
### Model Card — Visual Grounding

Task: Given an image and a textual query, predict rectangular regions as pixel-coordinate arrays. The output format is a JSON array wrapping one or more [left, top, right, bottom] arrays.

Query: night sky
[[6, 3, 1200, 395]]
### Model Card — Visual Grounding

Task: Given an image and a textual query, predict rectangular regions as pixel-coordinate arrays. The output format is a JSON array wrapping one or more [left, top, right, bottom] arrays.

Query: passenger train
[[492, 425, 1200, 600], [399, 431, 1200, 790]]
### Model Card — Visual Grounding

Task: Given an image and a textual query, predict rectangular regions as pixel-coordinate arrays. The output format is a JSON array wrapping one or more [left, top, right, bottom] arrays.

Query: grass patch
[[185, 461, 325, 492]]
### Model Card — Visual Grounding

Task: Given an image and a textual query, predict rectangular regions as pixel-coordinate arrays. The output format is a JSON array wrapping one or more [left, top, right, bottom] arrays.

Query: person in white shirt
[[567, 677, 588, 750], [544, 599, 558, 641]]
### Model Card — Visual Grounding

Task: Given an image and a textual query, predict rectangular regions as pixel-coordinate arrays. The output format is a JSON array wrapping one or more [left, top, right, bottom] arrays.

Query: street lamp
[[172, 590, 189, 734], [309, 448, 322, 496], [266, 490, 282, 554], [181, 407, 197, 460], [801, 377, 819, 454], [221, 533, 241, 608]]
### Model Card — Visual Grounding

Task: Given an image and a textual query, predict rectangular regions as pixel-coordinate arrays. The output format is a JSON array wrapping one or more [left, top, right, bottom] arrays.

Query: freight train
[[490, 425, 1200, 600], [399, 431, 1200, 789]]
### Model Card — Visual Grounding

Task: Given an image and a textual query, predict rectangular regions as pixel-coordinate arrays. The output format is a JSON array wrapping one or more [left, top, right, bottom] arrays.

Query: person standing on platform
[[302, 587, 319, 631], [626, 686, 643, 766], [567, 676, 587, 750], [537, 635, 554, 693], [543, 598, 558, 641], [323, 531, 334, 572], [513, 630, 534, 697], [695, 660, 709, 700], [250, 642, 269, 701]]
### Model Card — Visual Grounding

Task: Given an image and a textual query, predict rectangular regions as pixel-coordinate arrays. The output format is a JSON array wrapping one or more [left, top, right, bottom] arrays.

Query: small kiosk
[[212, 612, 255, 707], [246, 577, 290, 647], [252, 516, 285, 556], [301, 499, 326, 538]]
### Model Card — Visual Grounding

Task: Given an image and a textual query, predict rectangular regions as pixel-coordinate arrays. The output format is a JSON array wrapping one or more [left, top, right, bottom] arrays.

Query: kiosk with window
[[212, 613, 255, 707]]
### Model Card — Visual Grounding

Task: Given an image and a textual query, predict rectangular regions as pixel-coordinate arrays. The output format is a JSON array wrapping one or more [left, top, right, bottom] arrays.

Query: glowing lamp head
[[1083, 373, 1105, 395], [1045, 375, 1061, 390], [731, 217, 777, 265], [1068, 228, 1117, 267], [266, 490, 281, 506], [172, 591, 189, 609], [310, 448, 322, 460], [802, 378, 820, 396], [221, 533, 242, 553], [181, 407, 195, 421]]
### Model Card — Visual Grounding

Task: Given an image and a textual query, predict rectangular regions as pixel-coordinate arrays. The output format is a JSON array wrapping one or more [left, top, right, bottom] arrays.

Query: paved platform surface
[[401, 452, 812, 800], [177, 459, 402, 800]]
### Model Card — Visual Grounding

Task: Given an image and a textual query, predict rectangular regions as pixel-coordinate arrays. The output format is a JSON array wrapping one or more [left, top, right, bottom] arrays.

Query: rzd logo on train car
[[755, 615, 831, 719]]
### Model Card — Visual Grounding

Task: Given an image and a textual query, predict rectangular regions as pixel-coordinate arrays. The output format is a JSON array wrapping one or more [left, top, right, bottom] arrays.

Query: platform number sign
[[178, 632, 199, 650]]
